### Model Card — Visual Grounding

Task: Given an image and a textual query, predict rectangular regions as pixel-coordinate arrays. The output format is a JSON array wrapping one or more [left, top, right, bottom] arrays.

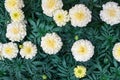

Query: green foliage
[[1, 0, 120, 80]]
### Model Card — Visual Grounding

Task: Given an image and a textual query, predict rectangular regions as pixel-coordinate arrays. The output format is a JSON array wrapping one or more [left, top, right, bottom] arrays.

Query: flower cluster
[[41, 1, 120, 78], [41, 33, 95, 62], [5, 0, 26, 42], [3, 0, 120, 79], [2, 0, 37, 60], [0, 41, 37, 60], [42, 1, 120, 27], [42, 0, 70, 27], [42, 0, 92, 27], [42, 0, 63, 17], [40, 32, 94, 79]]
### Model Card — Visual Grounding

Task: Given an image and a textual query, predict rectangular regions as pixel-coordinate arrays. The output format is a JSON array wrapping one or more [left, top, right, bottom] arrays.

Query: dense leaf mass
[[0, 0, 120, 80]]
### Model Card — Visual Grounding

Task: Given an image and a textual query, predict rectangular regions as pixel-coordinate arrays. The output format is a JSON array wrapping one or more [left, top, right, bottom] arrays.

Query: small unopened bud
[[75, 35, 79, 40], [42, 74, 47, 80], [19, 45, 23, 49]]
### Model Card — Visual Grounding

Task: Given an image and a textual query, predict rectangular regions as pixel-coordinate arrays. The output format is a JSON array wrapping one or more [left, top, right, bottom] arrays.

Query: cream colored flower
[[2, 42, 18, 60], [100, 2, 120, 25], [10, 9, 24, 22], [74, 66, 86, 78], [69, 4, 92, 27], [112, 43, 120, 62], [6, 22, 26, 42], [71, 39, 94, 62], [20, 41, 37, 59], [41, 33, 63, 54], [53, 9, 70, 27], [5, 0, 24, 12], [42, 0, 63, 17]]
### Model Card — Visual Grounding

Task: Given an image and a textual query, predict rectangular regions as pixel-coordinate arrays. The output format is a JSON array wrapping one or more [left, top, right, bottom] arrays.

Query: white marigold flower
[[10, 9, 25, 22], [71, 39, 94, 62], [5, 0, 24, 12], [6, 22, 27, 42], [41, 33, 63, 54], [69, 4, 92, 27], [112, 43, 120, 62], [20, 41, 37, 59], [100, 2, 120, 25], [42, 0, 63, 17], [53, 9, 70, 27], [2, 42, 18, 60]]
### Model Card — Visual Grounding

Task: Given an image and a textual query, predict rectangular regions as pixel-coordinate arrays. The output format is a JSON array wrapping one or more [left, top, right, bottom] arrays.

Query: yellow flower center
[[7, 0, 17, 8], [116, 47, 120, 57], [24, 47, 32, 54], [46, 0, 56, 9], [77, 69, 82, 74], [78, 46, 87, 54], [56, 14, 64, 22], [74, 12, 85, 21], [46, 38, 56, 48], [107, 9, 116, 17], [11, 12, 20, 20], [11, 27, 19, 34], [5, 47, 13, 55]]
